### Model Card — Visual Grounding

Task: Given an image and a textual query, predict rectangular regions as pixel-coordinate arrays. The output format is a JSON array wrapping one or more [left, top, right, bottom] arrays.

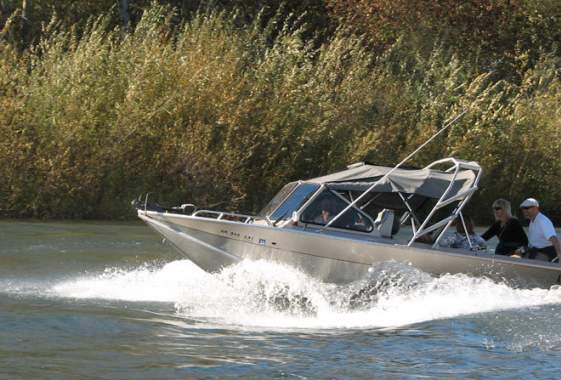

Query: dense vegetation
[[1, 1, 560, 222]]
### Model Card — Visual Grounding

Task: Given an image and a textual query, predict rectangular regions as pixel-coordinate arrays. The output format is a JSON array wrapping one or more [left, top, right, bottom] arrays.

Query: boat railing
[[192, 210, 254, 224], [137, 193, 254, 223], [407, 158, 483, 247]]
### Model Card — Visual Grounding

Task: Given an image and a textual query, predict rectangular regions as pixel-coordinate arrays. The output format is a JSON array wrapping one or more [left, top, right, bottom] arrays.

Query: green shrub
[[1, 4, 560, 222]]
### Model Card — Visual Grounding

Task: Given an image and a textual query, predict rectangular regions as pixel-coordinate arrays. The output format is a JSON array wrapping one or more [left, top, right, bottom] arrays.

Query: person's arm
[[549, 236, 561, 262], [510, 218, 528, 246], [512, 218, 528, 257], [520, 226, 529, 246], [539, 217, 559, 261], [481, 222, 498, 241]]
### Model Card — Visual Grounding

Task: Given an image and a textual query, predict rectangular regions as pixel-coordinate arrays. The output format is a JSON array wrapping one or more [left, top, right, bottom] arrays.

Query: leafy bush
[[0, 4, 560, 222]]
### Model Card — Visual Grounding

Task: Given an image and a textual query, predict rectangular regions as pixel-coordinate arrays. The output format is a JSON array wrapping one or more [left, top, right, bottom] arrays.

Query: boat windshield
[[260, 183, 320, 221], [300, 190, 374, 232], [259, 182, 299, 217]]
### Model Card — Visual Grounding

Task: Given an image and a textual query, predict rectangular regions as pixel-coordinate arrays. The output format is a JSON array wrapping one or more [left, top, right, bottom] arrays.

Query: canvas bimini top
[[307, 161, 478, 201], [297, 158, 482, 247]]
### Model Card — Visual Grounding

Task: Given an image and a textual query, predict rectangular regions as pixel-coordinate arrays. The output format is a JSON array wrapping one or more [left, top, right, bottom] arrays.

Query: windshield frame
[[259, 182, 300, 219], [266, 182, 321, 224]]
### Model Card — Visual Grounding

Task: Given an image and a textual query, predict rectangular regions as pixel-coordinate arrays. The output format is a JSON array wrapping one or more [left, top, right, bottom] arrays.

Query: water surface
[[1, 221, 561, 379]]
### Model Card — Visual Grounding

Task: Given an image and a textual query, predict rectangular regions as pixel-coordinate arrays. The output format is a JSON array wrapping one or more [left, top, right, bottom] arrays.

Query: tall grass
[[1, 4, 560, 221]]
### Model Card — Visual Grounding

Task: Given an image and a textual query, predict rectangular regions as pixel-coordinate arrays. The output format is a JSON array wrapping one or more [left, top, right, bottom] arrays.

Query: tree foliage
[[0, 2, 560, 222]]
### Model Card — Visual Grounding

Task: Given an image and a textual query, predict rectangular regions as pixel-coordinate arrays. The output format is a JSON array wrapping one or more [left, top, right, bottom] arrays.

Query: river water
[[1, 220, 561, 379]]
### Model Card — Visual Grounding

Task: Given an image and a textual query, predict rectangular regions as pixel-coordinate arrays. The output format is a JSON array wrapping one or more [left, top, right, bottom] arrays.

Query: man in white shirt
[[516, 198, 561, 262]]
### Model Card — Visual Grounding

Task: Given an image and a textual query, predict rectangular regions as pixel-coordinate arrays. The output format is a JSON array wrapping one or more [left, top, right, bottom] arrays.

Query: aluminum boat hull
[[139, 210, 561, 288]]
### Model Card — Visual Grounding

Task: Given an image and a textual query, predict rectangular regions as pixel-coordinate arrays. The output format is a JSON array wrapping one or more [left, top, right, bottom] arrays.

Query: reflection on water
[[1, 220, 561, 379]]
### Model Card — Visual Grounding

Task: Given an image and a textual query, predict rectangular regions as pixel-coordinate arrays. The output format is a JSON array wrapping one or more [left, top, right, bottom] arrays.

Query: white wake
[[46, 259, 561, 330]]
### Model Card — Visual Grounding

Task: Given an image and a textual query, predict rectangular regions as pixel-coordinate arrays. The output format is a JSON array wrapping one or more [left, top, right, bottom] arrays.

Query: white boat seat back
[[375, 209, 395, 238]]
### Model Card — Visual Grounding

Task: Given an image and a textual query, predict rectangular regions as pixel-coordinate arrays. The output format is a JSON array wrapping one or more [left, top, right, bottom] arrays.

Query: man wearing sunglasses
[[515, 198, 561, 263]]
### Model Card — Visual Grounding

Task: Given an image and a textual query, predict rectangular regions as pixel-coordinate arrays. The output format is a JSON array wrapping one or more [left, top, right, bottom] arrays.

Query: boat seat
[[374, 209, 400, 238]]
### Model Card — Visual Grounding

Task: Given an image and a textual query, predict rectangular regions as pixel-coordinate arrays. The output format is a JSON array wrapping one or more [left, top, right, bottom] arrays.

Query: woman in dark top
[[481, 199, 528, 255]]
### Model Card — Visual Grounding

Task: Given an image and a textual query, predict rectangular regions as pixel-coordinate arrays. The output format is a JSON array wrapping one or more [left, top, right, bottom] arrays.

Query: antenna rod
[[322, 109, 467, 231]]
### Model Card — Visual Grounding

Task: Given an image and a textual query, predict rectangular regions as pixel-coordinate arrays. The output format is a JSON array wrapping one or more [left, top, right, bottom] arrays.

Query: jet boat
[[135, 157, 561, 289]]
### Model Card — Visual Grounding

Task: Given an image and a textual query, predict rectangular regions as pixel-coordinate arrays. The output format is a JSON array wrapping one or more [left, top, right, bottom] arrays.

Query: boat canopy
[[306, 162, 477, 201]]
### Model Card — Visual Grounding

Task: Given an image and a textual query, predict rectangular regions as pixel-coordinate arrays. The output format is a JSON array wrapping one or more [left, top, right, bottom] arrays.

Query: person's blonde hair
[[492, 199, 512, 218]]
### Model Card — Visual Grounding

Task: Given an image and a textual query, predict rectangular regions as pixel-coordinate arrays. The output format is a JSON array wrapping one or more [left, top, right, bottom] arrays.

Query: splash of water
[[50, 260, 207, 302], [45, 259, 561, 331]]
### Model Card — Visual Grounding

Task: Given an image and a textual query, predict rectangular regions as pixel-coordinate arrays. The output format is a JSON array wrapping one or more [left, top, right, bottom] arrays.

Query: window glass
[[269, 183, 320, 221], [259, 182, 299, 217], [300, 190, 373, 232]]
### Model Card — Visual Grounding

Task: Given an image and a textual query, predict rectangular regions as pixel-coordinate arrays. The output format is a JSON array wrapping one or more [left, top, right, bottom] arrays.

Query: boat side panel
[[144, 212, 561, 287], [147, 216, 371, 282], [140, 214, 240, 273]]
